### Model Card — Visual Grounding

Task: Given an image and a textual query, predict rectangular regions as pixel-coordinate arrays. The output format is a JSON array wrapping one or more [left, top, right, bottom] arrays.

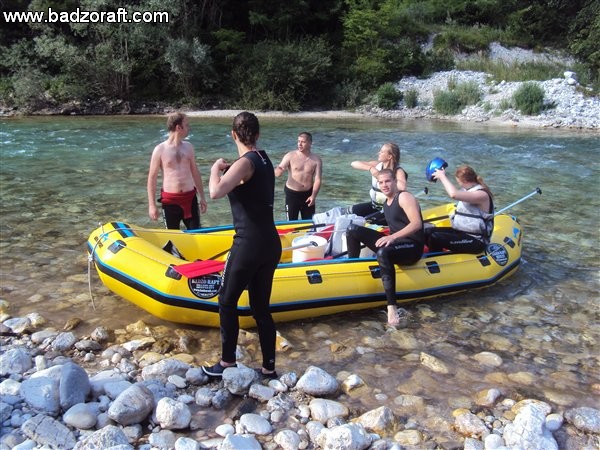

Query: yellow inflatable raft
[[87, 203, 522, 328]]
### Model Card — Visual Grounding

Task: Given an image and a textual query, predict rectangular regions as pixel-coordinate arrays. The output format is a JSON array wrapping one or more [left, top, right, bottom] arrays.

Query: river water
[[1, 116, 599, 426]]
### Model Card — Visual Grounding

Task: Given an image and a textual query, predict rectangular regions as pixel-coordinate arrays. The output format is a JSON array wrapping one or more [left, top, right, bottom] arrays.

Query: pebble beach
[[1, 301, 599, 450]]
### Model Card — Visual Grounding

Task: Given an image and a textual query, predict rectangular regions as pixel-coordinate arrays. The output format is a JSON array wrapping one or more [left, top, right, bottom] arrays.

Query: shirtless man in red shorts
[[147, 112, 207, 229]]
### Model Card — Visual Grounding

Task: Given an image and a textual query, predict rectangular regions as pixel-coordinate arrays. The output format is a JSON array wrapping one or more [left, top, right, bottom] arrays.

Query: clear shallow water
[[1, 116, 599, 422]]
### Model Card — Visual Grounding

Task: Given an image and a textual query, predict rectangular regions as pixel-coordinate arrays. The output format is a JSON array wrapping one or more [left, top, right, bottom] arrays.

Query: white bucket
[[292, 235, 328, 262]]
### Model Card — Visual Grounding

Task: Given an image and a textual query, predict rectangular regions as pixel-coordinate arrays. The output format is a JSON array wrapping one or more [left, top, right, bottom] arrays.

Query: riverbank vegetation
[[1, 0, 598, 114]]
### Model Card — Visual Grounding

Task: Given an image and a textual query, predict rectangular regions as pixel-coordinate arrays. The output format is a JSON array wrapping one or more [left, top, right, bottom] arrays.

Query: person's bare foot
[[387, 305, 409, 327]]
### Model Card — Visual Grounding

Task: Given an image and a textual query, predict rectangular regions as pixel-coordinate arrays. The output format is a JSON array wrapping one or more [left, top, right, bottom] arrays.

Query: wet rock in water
[[419, 351, 450, 374], [474, 388, 502, 407], [454, 411, 490, 439], [354, 405, 396, 435], [62, 317, 82, 331], [472, 351, 503, 367], [341, 373, 365, 393]]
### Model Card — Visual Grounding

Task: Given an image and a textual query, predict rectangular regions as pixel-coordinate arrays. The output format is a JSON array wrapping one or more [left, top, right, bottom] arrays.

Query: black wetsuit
[[346, 192, 424, 305], [284, 185, 315, 220], [219, 150, 282, 371]]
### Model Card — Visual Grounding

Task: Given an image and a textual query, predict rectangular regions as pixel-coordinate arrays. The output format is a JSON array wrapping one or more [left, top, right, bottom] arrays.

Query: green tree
[[232, 37, 333, 111]]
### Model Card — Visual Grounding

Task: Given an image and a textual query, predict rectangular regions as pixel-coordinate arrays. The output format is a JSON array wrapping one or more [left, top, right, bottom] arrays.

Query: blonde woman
[[350, 142, 407, 222]]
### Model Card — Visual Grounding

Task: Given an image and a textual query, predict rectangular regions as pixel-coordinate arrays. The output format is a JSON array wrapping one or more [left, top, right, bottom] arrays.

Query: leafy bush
[[375, 83, 402, 109], [404, 89, 419, 108], [512, 82, 545, 115], [433, 90, 463, 114], [455, 80, 481, 104], [433, 80, 481, 114]]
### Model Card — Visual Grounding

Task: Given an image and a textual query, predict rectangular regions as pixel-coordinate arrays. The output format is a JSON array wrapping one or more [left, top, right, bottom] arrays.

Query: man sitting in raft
[[345, 169, 424, 326]]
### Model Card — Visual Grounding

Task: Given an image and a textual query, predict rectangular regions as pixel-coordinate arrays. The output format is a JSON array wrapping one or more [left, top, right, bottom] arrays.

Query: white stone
[[155, 397, 192, 430]]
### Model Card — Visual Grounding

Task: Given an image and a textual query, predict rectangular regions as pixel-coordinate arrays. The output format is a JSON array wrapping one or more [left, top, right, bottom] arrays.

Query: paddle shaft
[[495, 187, 542, 215]]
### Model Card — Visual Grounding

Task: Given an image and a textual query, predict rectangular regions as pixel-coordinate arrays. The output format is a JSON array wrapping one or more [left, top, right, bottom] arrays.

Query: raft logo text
[[3, 7, 169, 24]]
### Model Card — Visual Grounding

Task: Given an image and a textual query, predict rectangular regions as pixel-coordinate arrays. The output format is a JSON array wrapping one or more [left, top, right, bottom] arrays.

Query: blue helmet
[[425, 157, 448, 182]]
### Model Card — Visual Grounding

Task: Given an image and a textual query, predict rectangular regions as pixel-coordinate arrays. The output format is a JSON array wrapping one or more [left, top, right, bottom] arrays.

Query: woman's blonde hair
[[382, 142, 400, 168]]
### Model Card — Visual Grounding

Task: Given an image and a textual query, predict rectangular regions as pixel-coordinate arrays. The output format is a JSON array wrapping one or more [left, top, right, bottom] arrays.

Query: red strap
[[172, 260, 226, 278]]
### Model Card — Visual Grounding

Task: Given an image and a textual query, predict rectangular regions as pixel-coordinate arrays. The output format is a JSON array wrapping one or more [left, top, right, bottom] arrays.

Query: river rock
[[275, 429, 302, 450], [59, 362, 90, 410], [51, 332, 77, 352], [62, 402, 98, 429], [354, 406, 396, 435], [140, 357, 190, 383], [73, 424, 131, 449], [419, 352, 450, 374], [21, 414, 77, 449], [319, 422, 373, 450], [0, 347, 33, 376], [3, 317, 33, 334], [220, 433, 261, 450], [503, 402, 558, 450], [20, 376, 60, 415], [238, 412, 272, 435], [296, 366, 339, 396], [155, 397, 192, 429], [454, 411, 489, 439], [564, 406, 600, 433], [248, 383, 275, 402], [309, 398, 349, 424], [149, 429, 178, 448], [107, 384, 154, 425], [223, 366, 257, 395]]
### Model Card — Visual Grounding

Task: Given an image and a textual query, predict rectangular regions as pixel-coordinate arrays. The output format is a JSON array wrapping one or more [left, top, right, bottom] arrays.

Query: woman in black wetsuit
[[203, 112, 282, 379]]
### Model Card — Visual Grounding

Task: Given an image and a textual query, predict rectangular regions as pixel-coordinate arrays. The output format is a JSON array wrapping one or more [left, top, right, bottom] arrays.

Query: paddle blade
[[173, 260, 226, 278]]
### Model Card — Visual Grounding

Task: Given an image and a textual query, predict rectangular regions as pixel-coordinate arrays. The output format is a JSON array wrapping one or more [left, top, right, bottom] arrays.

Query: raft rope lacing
[[87, 220, 517, 310]]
